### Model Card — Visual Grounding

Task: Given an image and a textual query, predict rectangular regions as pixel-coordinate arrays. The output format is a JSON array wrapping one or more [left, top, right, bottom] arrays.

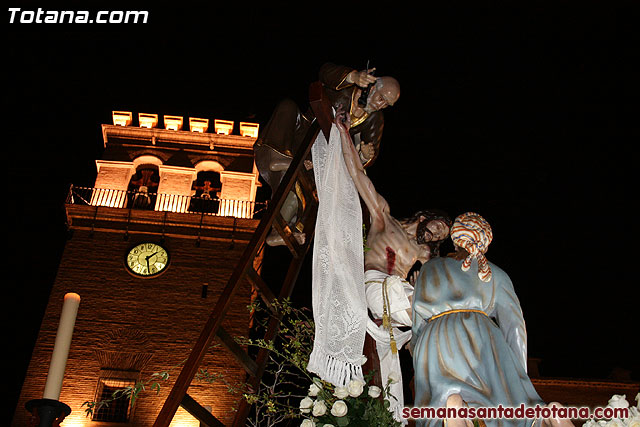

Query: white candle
[[43, 292, 81, 401]]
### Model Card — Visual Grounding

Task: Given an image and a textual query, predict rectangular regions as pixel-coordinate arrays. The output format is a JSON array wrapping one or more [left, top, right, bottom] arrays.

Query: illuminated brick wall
[[13, 229, 260, 426]]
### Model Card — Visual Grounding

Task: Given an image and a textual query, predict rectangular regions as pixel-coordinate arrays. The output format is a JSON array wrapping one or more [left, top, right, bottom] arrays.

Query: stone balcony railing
[[66, 185, 266, 220]]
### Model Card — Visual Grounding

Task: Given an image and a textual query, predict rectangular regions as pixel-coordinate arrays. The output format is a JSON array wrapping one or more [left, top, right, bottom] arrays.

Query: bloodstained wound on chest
[[386, 246, 396, 275]]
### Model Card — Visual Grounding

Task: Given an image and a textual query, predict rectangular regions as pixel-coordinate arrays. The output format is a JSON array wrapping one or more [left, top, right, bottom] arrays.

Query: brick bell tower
[[13, 111, 265, 426]]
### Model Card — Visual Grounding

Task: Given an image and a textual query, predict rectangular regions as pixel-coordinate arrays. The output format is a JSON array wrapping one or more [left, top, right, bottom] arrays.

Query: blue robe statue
[[411, 256, 543, 426]]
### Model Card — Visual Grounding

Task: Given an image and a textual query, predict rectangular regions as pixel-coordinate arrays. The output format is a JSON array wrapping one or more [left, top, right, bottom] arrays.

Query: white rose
[[347, 379, 365, 397], [312, 400, 327, 417], [387, 371, 400, 384], [583, 420, 597, 427], [605, 419, 624, 427], [368, 385, 382, 398], [301, 419, 316, 427], [331, 400, 348, 417], [308, 382, 322, 397], [299, 396, 313, 414], [333, 385, 349, 399], [608, 395, 630, 409]]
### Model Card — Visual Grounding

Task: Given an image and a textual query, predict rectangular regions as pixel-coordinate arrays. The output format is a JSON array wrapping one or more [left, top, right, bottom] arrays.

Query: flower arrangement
[[298, 374, 402, 427], [583, 394, 640, 427], [239, 299, 402, 426]]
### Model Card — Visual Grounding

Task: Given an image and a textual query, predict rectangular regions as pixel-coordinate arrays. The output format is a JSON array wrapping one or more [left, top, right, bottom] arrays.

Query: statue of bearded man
[[254, 62, 400, 246]]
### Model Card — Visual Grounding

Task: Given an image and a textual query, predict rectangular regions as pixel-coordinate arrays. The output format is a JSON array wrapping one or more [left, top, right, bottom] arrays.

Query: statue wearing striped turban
[[410, 212, 545, 427]]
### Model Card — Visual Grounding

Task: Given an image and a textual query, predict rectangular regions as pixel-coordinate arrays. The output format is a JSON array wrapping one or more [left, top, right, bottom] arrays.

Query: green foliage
[[235, 298, 318, 426], [81, 298, 399, 426], [245, 299, 401, 427], [81, 370, 172, 417], [80, 355, 214, 418]]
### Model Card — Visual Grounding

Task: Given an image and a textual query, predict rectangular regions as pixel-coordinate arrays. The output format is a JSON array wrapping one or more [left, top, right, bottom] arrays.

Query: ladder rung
[[296, 172, 318, 203], [180, 393, 225, 427], [246, 267, 276, 312], [216, 326, 259, 377], [272, 213, 304, 258]]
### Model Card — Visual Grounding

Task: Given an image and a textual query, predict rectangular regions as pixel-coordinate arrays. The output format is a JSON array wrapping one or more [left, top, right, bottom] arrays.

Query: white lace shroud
[[307, 124, 367, 387]]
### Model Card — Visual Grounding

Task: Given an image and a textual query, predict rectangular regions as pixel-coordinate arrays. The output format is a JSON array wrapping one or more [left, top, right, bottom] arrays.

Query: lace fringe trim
[[307, 348, 364, 387]]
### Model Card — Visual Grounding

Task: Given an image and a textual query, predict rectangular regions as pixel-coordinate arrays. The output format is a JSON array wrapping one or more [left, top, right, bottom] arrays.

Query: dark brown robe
[[254, 62, 385, 192]]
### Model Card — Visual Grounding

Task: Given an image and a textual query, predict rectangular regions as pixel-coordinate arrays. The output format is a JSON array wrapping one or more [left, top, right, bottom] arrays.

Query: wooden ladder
[[152, 82, 333, 427]]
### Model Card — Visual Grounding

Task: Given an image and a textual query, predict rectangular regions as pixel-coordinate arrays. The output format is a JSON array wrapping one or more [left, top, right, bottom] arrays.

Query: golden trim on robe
[[428, 309, 489, 322], [334, 69, 355, 91], [349, 88, 369, 128]]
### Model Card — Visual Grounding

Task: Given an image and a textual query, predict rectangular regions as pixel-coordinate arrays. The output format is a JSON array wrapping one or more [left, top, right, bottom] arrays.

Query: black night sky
[[4, 2, 635, 423]]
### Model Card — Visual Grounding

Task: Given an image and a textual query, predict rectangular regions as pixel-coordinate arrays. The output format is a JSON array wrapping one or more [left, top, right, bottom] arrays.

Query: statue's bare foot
[[265, 227, 285, 247], [294, 232, 306, 245], [446, 394, 474, 427]]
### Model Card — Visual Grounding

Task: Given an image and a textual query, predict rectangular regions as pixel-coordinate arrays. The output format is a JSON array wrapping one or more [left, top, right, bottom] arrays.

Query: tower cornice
[[101, 124, 256, 151]]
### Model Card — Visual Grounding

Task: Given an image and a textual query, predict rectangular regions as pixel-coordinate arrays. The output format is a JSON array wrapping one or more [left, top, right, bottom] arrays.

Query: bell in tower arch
[[128, 166, 160, 209]]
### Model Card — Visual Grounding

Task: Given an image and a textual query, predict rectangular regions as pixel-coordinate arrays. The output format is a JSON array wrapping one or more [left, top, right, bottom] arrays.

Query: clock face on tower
[[125, 242, 169, 277]]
